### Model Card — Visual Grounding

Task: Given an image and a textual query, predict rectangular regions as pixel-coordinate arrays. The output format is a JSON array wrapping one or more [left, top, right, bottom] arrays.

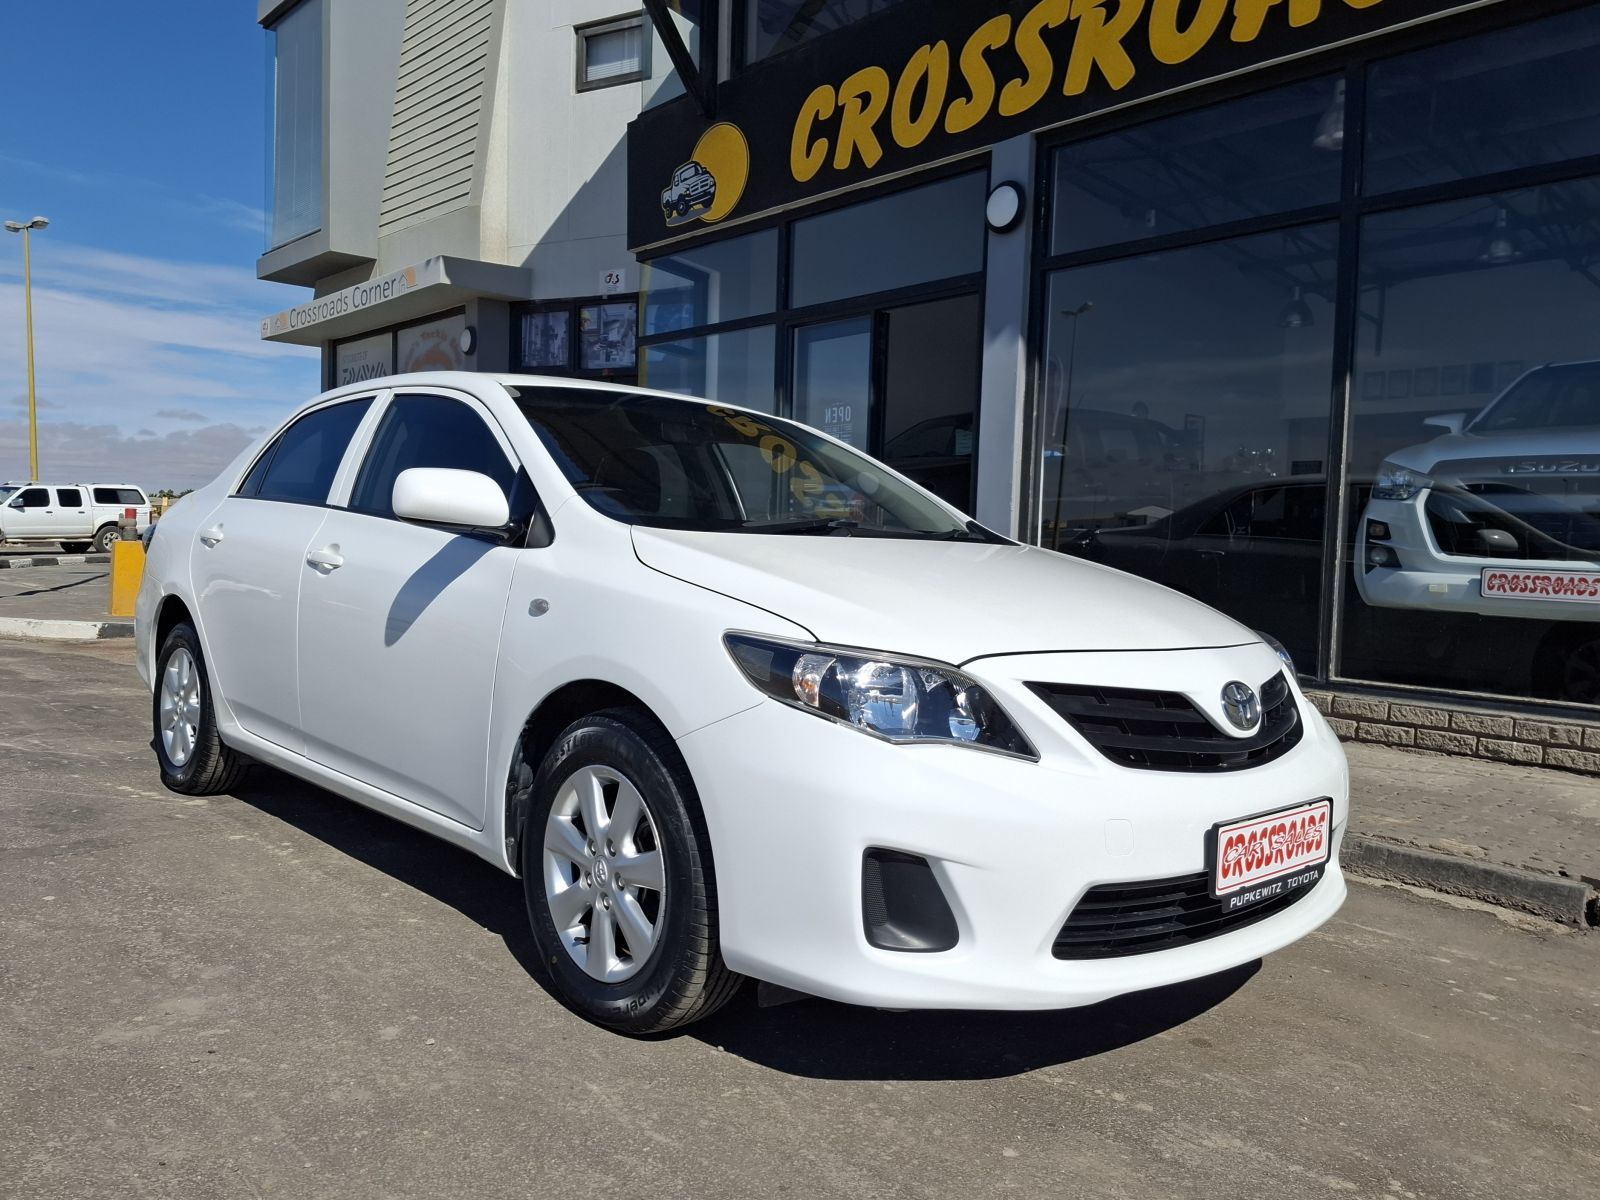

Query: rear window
[[241, 399, 372, 504], [92, 487, 146, 505]]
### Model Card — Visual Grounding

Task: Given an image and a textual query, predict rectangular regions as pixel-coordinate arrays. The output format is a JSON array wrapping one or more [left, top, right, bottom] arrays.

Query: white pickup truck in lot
[[0, 481, 151, 552]]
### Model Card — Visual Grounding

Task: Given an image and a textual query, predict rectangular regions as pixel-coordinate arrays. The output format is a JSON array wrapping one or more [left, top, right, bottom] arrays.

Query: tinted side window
[[16, 488, 48, 507], [56, 488, 84, 507], [350, 393, 515, 519], [93, 487, 146, 505], [254, 399, 372, 504]]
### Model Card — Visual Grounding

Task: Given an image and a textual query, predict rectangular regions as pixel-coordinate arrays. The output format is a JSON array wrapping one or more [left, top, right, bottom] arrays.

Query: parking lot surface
[[3, 638, 1597, 1199]]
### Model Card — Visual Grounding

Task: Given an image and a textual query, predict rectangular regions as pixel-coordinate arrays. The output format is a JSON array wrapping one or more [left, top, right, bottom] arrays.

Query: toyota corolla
[[135, 373, 1348, 1033]]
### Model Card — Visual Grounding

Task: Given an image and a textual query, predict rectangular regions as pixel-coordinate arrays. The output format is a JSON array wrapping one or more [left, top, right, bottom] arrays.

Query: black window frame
[[510, 294, 640, 384]]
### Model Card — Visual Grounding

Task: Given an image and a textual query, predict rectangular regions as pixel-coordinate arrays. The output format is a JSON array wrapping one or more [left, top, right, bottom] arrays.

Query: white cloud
[[0, 238, 317, 483]]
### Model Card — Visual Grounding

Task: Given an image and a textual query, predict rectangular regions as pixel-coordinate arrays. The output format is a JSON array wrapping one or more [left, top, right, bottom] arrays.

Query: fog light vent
[[861, 849, 959, 953]]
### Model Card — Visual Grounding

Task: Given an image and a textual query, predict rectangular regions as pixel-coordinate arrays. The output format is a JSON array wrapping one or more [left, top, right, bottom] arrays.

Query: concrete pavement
[[2, 637, 1597, 1199]]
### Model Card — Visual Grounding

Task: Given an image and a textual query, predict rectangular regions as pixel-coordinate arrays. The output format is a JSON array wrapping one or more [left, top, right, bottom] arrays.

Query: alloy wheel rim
[[543, 764, 666, 983], [158, 647, 202, 767]]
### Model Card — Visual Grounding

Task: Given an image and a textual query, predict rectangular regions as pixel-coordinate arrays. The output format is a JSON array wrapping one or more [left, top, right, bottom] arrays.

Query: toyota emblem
[[1221, 681, 1261, 732]]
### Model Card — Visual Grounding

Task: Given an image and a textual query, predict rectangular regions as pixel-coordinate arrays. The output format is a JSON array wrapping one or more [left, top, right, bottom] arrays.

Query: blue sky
[[0, 1, 318, 489]]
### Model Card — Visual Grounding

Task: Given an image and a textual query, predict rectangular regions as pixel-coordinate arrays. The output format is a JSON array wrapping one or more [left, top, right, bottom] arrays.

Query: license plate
[[1209, 799, 1332, 913], [1481, 567, 1600, 604]]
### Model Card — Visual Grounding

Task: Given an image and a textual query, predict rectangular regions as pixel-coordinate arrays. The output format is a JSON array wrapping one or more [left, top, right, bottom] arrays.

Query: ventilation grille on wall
[[378, 0, 494, 236]]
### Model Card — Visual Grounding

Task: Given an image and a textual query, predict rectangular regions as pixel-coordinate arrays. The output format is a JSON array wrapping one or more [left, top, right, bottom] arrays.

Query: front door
[[4, 487, 55, 538], [791, 294, 981, 511], [296, 391, 524, 829], [190, 396, 374, 753]]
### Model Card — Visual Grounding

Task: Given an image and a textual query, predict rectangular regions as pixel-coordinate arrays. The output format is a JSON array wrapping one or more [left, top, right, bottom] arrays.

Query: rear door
[[50, 487, 89, 539], [190, 396, 376, 752], [296, 389, 525, 828]]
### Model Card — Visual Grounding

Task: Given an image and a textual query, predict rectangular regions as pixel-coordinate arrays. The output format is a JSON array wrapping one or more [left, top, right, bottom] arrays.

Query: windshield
[[0, 486, 16, 502], [513, 387, 994, 539], [1471, 362, 1600, 433]]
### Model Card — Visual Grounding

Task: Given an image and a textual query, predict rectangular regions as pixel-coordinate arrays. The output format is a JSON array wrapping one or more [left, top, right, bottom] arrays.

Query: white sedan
[[135, 373, 1348, 1033]]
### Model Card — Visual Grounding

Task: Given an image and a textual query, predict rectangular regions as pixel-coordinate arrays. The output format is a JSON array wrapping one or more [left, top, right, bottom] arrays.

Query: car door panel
[[191, 498, 329, 752], [297, 516, 518, 827], [295, 389, 525, 829]]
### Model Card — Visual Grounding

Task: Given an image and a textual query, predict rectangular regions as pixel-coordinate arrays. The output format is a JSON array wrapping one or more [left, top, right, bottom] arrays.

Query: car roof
[[309, 371, 774, 422]]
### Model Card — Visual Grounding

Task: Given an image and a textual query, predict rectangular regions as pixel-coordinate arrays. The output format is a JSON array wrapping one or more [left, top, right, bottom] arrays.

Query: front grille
[[1028, 673, 1300, 771], [1052, 869, 1315, 959]]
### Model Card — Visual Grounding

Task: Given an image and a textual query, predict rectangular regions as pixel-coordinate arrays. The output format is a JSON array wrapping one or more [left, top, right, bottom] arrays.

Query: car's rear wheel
[[154, 623, 246, 796], [91, 525, 121, 553], [521, 709, 740, 1033]]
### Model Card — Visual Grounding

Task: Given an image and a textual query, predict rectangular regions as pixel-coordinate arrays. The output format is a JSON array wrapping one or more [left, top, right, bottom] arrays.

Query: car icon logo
[[1220, 681, 1261, 732]]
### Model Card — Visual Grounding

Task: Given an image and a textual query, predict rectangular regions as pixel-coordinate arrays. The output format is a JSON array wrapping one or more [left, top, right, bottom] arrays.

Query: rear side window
[[55, 488, 84, 507], [350, 393, 516, 519], [92, 487, 145, 505], [246, 399, 372, 504]]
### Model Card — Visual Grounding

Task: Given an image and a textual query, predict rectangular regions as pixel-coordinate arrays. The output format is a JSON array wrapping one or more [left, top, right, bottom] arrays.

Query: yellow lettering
[[945, 15, 1012, 134], [1065, 0, 1146, 95], [1231, 0, 1322, 41], [759, 435, 797, 473], [891, 42, 951, 149], [1149, 0, 1228, 63], [1000, 0, 1069, 118], [833, 67, 892, 171], [1342, 0, 1382, 7], [791, 85, 836, 183], [790, 460, 824, 505]]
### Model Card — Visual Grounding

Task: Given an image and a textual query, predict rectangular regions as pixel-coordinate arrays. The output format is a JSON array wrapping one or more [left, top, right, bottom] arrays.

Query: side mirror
[[1422, 412, 1467, 436], [392, 468, 510, 530]]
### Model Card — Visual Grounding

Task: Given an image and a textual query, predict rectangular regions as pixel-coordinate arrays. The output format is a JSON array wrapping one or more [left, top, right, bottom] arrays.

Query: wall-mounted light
[[458, 325, 478, 355], [986, 181, 1025, 233]]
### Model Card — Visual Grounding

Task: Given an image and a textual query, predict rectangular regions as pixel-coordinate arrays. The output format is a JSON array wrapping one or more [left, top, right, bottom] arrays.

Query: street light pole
[[5, 216, 48, 480]]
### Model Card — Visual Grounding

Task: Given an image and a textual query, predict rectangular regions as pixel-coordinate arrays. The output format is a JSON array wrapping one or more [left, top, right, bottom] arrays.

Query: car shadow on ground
[[231, 765, 1261, 1082]]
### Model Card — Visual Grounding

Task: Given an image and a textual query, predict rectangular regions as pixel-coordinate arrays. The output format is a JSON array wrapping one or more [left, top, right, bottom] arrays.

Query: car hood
[[631, 528, 1254, 664], [1387, 428, 1600, 473]]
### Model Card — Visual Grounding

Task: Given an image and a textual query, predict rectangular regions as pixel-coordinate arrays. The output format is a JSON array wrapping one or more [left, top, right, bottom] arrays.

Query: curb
[[0, 554, 111, 569], [1344, 834, 1596, 927], [0, 617, 134, 642]]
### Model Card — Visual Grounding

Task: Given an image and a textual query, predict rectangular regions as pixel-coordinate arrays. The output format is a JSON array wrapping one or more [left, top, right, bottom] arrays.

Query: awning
[[259, 256, 535, 346]]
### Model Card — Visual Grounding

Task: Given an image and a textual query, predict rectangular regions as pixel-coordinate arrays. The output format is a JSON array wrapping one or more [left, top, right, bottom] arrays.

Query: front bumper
[[678, 643, 1349, 1011], [1357, 495, 1600, 622]]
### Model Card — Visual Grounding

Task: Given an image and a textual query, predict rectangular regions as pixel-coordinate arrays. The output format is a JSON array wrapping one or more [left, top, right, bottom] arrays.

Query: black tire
[[521, 709, 741, 1034], [153, 623, 246, 796], [91, 525, 121, 553], [59, 541, 89, 554]]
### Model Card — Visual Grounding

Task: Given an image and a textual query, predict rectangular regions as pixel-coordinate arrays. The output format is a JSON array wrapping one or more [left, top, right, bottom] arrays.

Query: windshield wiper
[[741, 517, 860, 536]]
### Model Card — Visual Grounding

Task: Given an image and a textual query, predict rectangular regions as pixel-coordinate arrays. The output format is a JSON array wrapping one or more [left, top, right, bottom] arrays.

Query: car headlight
[[1254, 630, 1295, 677], [1373, 461, 1434, 501], [724, 633, 1037, 759]]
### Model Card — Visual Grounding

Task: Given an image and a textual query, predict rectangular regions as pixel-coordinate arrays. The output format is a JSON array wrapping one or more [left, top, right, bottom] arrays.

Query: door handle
[[199, 526, 224, 547], [306, 545, 344, 572]]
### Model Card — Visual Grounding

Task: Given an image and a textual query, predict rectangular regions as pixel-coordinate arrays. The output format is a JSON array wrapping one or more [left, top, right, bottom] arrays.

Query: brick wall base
[[1304, 689, 1600, 776]]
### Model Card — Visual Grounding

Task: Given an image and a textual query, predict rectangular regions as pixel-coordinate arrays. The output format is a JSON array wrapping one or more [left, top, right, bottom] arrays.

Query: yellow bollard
[[108, 539, 146, 618]]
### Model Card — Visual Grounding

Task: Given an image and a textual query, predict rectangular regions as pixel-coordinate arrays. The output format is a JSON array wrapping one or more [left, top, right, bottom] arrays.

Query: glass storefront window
[[1341, 178, 1600, 704], [579, 302, 638, 371], [642, 326, 777, 411], [741, 0, 908, 67], [790, 172, 986, 308], [1050, 79, 1344, 257], [1365, 6, 1600, 196], [641, 231, 779, 336], [1039, 227, 1338, 669]]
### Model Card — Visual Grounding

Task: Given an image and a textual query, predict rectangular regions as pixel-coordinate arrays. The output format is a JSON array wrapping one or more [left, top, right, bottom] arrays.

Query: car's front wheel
[[153, 623, 246, 795], [521, 710, 740, 1033]]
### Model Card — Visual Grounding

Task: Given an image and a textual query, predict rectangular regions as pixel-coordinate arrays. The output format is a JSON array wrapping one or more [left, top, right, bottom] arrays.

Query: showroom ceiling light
[[1313, 80, 1346, 152], [1279, 285, 1315, 329], [1477, 207, 1524, 264]]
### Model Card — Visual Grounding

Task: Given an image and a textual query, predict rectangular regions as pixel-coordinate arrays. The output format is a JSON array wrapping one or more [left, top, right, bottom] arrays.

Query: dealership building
[[259, 0, 1600, 751]]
